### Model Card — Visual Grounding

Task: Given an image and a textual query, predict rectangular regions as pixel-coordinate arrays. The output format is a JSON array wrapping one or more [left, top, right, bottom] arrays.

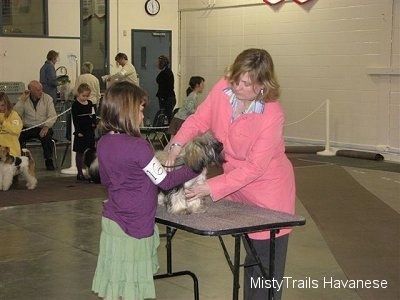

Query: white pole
[[317, 99, 336, 156], [61, 120, 78, 174], [61, 55, 81, 175]]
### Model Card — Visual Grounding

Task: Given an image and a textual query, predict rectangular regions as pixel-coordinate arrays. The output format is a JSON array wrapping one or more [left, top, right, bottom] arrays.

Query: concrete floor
[[0, 147, 399, 300]]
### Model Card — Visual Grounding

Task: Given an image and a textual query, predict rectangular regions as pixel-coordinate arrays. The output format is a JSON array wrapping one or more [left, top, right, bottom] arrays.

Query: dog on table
[[0, 146, 38, 191], [156, 131, 225, 215]]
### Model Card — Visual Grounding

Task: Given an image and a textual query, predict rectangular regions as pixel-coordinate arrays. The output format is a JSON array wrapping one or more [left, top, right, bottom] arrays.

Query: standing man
[[156, 55, 176, 122], [105, 53, 139, 86], [14, 80, 57, 171], [40, 50, 59, 102]]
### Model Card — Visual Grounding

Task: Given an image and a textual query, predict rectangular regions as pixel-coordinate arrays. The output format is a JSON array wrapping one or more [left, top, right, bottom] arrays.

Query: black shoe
[[76, 174, 87, 181], [45, 159, 55, 171]]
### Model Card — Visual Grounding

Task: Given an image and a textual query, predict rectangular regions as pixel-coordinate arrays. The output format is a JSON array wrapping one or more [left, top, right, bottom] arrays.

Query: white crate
[[0, 81, 25, 104]]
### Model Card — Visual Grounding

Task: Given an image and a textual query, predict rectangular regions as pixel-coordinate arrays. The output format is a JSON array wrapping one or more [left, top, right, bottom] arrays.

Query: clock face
[[145, 0, 160, 16]]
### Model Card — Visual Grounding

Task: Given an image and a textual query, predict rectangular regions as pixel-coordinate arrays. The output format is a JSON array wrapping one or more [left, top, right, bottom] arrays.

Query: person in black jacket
[[71, 83, 96, 181], [156, 55, 176, 122]]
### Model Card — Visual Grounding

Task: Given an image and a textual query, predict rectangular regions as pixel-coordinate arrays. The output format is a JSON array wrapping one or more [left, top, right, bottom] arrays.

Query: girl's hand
[[165, 143, 182, 171], [78, 133, 84, 137]]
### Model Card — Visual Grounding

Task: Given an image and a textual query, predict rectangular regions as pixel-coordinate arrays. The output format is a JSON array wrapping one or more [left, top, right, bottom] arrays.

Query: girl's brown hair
[[98, 82, 148, 137], [0, 92, 13, 118], [226, 48, 280, 101], [77, 83, 91, 94]]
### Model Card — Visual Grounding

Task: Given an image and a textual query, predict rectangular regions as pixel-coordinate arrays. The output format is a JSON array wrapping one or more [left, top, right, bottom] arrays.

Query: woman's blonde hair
[[98, 82, 148, 137], [226, 48, 280, 101], [0, 92, 13, 118]]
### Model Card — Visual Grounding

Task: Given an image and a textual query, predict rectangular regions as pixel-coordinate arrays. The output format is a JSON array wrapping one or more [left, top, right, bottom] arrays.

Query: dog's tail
[[83, 148, 97, 168], [83, 148, 101, 184], [21, 148, 34, 162]]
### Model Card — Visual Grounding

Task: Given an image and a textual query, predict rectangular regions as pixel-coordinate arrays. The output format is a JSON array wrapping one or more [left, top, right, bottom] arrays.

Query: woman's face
[[197, 81, 205, 93], [0, 101, 5, 113], [231, 72, 263, 101]]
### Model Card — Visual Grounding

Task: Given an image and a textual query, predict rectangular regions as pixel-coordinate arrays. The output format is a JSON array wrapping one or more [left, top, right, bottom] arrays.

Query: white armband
[[142, 156, 167, 184]]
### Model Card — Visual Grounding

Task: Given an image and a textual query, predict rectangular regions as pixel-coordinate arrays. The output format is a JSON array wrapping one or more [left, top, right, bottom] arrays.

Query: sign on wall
[[263, 0, 313, 5]]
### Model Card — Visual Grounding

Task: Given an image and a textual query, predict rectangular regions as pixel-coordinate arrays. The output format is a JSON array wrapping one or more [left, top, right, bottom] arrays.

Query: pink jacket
[[173, 78, 295, 239]]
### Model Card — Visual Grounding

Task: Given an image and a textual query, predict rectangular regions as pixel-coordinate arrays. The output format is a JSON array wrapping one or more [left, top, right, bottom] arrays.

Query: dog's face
[[183, 132, 225, 173], [0, 146, 11, 163]]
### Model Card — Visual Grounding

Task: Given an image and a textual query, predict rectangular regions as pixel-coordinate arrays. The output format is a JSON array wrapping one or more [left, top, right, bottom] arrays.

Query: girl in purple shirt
[[92, 81, 199, 300]]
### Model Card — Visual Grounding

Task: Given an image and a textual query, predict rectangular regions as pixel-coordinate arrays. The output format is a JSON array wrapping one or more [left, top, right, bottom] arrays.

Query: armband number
[[142, 156, 167, 184]]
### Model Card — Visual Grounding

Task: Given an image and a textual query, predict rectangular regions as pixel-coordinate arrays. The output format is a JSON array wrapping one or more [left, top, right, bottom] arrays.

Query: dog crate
[[0, 81, 25, 104]]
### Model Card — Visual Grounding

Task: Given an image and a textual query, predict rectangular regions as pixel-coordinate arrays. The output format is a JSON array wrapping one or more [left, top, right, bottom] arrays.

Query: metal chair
[[141, 109, 170, 150]]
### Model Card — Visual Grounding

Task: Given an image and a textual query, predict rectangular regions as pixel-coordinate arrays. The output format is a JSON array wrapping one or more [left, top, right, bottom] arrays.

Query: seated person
[[14, 80, 57, 170], [168, 76, 205, 138], [0, 92, 23, 156]]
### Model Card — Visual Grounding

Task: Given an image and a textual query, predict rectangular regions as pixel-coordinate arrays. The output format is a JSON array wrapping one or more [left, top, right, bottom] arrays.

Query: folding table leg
[[232, 235, 241, 300], [155, 226, 199, 300]]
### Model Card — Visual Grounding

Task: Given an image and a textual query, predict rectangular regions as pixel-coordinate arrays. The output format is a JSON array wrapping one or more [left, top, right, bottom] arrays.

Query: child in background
[[71, 83, 96, 181], [167, 76, 205, 138], [91, 81, 199, 300], [0, 92, 23, 156]]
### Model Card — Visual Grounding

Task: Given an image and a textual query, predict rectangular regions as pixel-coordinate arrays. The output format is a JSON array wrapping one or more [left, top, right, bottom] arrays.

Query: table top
[[141, 126, 169, 131], [156, 199, 306, 236]]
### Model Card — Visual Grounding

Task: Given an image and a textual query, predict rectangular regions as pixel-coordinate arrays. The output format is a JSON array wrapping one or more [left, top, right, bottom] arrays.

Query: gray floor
[[0, 148, 399, 300]]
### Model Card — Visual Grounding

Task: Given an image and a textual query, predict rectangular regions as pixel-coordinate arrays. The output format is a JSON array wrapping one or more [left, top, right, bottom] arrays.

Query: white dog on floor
[[156, 131, 225, 215], [0, 146, 38, 191]]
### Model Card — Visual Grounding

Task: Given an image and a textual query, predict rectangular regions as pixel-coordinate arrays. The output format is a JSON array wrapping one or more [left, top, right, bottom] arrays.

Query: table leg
[[232, 235, 241, 300], [269, 229, 277, 300], [155, 227, 199, 300]]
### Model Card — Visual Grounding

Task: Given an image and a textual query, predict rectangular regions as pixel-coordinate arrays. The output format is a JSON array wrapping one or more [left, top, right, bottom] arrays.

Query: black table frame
[[154, 200, 306, 300]]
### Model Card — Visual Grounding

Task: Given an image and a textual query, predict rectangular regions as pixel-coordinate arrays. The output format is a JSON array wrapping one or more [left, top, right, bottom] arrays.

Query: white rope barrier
[[21, 107, 71, 132], [284, 101, 325, 127], [284, 99, 336, 156]]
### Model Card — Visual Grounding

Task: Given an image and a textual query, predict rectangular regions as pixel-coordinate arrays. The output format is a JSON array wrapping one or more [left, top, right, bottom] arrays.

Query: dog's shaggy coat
[[156, 132, 225, 215], [0, 146, 38, 191]]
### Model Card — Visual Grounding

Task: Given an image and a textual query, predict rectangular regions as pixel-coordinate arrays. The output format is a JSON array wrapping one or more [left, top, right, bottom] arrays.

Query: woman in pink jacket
[[167, 48, 295, 300]]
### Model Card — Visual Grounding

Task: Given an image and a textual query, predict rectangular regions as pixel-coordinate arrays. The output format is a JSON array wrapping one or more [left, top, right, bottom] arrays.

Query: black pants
[[243, 234, 289, 300], [19, 127, 54, 160], [158, 96, 176, 122]]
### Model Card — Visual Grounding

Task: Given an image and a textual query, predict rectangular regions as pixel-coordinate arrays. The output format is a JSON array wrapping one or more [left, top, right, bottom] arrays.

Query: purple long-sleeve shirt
[[97, 133, 198, 238]]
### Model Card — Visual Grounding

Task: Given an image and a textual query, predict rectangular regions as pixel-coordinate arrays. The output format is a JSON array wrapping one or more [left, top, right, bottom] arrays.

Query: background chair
[[142, 109, 170, 150]]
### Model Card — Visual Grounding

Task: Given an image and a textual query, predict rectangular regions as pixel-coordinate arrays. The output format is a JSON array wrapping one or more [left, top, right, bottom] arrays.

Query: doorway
[[132, 29, 172, 122]]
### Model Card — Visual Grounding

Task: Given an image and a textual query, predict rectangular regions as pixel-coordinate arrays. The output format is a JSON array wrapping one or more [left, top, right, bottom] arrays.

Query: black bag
[[153, 109, 169, 127]]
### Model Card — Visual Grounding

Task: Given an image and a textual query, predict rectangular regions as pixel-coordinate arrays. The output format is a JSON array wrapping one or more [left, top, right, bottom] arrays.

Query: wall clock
[[145, 0, 160, 16]]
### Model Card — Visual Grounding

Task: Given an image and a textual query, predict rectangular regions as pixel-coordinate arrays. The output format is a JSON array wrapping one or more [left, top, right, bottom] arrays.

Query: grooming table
[[155, 199, 306, 300]]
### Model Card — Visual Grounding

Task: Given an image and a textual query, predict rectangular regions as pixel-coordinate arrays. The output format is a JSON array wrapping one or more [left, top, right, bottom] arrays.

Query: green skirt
[[92, 217, 160, 300]]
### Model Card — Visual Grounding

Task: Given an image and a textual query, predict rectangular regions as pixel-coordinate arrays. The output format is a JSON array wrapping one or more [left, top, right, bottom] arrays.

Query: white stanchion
[[317, 99, 336, 156], [61, 120, 78, 174], [61, 54, 80, 175]]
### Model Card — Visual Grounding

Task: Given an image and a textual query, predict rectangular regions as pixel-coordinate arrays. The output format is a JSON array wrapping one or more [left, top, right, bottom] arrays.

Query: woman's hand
[[185, 182, 211, 201]]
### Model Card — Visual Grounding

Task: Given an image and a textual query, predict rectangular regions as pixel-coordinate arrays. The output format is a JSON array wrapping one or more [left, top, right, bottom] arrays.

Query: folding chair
[[142, 109, 170, 150]]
